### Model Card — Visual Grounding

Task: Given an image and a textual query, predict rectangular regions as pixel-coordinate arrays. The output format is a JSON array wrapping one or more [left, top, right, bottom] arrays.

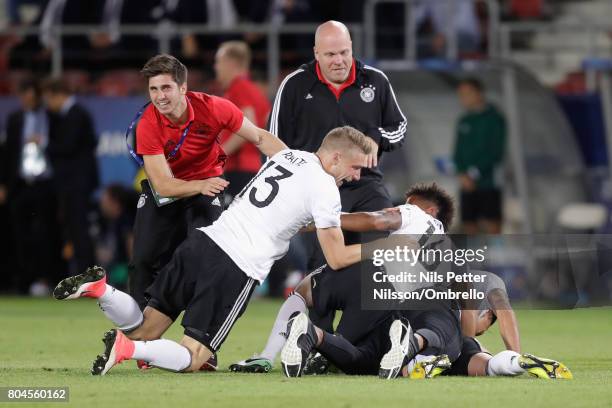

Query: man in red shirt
[[130, 54, 283, 311], [214, 41, 271, 199]]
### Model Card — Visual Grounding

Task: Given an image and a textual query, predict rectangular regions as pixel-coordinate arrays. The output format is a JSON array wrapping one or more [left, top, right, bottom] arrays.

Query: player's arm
[[460, 309, 478, 338], [488, 289, 521, 352], [316, 227, 361, 270], [234, 116, 287, 158], [341, 207, 402, 232], [221, 107, 256, 156], [142, 154, 228, 198], [367, 75, 406, 153]]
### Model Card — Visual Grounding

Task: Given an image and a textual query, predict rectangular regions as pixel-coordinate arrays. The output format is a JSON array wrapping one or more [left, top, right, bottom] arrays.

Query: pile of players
[[52, 20, 572, 381]]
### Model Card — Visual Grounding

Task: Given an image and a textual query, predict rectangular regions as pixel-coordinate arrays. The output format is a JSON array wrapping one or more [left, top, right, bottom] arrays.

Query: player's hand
[[199, 177, 229, 197], [365, 136, 379, 168]]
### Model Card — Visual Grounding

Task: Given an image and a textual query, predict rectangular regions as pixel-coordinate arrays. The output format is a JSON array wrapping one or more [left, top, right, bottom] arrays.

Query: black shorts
[[399, 308, 462, 362], [460, 188, 502, 222], [145, 231, 257, 352], [310, 262, 389, 343], [444, 336, 490, 376]]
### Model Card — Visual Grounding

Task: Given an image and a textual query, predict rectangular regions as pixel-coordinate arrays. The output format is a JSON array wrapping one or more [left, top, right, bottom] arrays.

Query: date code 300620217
[[1, 387, 69, 402]]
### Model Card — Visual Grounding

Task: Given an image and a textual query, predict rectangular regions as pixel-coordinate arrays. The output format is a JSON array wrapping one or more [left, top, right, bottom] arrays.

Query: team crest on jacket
[[137, 193, 147, 208], [360, 86, 375, 103]]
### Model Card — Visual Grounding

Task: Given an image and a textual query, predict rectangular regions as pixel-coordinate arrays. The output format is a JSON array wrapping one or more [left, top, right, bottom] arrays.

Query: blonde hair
[[218, 40, 251, 70], [319, 126, 372, 155]]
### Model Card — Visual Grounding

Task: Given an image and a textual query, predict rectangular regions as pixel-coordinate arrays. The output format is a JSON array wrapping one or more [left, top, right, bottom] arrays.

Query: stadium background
[[0, 1, 610, 406]]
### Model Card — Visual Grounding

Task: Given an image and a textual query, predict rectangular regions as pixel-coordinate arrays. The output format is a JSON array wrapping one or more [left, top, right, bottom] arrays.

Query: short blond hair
[[319, 126, 372, 155], [218, 40, 251, 70]]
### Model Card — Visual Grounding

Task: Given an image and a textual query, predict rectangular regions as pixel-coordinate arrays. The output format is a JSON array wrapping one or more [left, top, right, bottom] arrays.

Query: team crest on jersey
[[137, 193, 147, 208], [360, 86, 375, 103], [192, 123, 213, 137]]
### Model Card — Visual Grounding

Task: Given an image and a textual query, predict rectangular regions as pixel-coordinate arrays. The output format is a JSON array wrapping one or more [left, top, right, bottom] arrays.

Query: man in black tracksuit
[[268, 20, 406, 330]]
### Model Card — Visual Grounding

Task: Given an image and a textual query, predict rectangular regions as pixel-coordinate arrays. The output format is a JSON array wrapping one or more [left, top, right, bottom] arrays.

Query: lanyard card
[[149, 168, 180, 207], [150, 183, 178, 207]]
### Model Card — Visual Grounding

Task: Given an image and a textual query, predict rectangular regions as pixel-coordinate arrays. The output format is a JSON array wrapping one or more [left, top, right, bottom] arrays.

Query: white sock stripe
[[210, 279, 255, 350], [269, 69, 304, 136]]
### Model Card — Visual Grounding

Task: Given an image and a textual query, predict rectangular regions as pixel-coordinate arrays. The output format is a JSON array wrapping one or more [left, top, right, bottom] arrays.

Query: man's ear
[[180, 83, 187, 95], [425, 206, 439, 219], [332, 151, 341, 165]]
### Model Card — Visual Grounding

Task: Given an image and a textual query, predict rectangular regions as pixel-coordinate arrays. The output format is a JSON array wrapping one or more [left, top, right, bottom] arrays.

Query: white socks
[[260, 293, 308, 362], [132, 339, 192, 372], [486, 350, 523, 376], [98, 285, 143, 331]]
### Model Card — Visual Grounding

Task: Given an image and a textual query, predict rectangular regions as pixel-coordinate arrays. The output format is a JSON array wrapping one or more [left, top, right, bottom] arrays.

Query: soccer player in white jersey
[[53, 126, 372, 375], [230, 183, 455, 374]]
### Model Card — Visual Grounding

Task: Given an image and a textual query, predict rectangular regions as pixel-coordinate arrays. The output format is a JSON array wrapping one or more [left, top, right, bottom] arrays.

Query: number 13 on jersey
[[237, 161, 294, 208]]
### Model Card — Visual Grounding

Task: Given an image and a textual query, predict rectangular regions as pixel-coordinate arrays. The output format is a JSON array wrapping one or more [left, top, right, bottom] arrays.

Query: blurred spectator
[[94, 184, 137, 290], [164, 0, 238, 60], [39, 0, 107, 68], [0, 77, 63, 294], [412, 0, 481, 58], [7, 0, 46, 26], [453, 78, 506, 234], [43, 77, 98, 274], [214, 40, 271, 200], [7, 0, 49, 71]]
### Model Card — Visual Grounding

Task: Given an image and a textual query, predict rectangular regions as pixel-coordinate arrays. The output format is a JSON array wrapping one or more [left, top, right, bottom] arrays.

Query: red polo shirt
[[315, 60, 356, 100], [220, 76, 271, 173], [136, 91, 243, 180]]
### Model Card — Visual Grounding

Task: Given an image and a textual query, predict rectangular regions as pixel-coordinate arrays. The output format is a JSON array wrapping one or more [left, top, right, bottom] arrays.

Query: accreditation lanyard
[[125, 101, 192, 206]]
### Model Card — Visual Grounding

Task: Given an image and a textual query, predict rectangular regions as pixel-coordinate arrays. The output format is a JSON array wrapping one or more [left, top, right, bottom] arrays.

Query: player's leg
[[91, 330, 206, 376], [128, 181, 186, 310], [487, 352, 572, 379], [259, 273, 311, 360], [53, 266, 144, 332], [182, 235, 258, 365], [316, 320, 389, 376], [125, 306, 173, 341], [280, 312, 321, 377], [230, 264, 332, 373], [442, 336, 489, 377], [378, 317, 424, 379], [229, 274, 311, 373], [408, 309, 463, 363]]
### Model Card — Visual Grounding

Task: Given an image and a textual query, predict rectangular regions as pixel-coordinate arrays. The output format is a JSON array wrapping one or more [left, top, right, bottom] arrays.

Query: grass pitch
[[0, 297, 611, 407]]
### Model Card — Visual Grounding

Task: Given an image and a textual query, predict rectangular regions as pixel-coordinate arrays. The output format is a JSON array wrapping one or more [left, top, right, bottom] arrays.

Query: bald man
[[269, 20, 406, 264]]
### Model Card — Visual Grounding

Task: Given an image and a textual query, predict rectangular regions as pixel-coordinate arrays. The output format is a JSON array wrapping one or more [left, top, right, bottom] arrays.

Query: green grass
[[0, 297, 611, 407]]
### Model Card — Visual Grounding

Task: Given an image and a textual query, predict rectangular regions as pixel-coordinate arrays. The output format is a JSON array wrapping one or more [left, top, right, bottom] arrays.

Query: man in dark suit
[[43, 78, 99, 275], [0, 78, 63, 293]]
